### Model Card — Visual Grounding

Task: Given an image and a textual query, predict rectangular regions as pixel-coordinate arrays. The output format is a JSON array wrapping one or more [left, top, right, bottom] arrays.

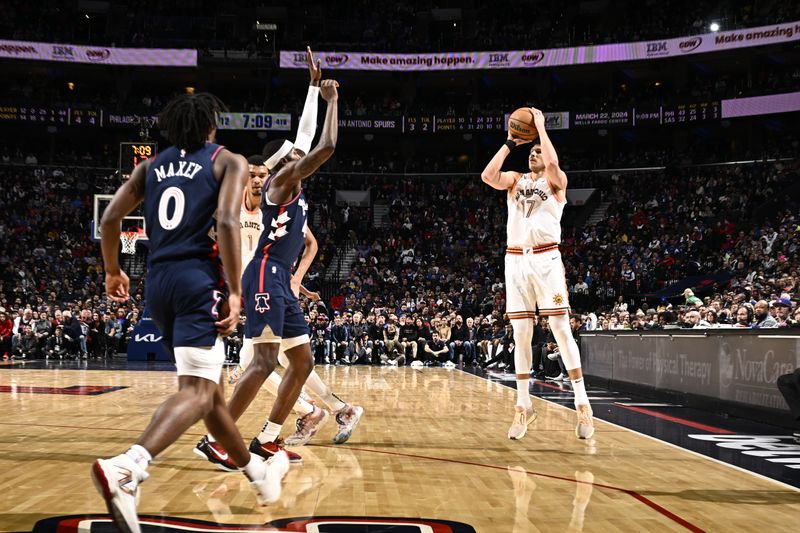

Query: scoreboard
[[119, 142, 157, 180]]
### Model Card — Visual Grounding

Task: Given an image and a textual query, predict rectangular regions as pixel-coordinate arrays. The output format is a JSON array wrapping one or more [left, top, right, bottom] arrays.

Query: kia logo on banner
[[86, 48, 111, 61], [646, 41, 669, 56], [521, 51, 545, 65], [325, 54, 349, 66], [134, 333, 163, 343], [679, 37, 703, 52]]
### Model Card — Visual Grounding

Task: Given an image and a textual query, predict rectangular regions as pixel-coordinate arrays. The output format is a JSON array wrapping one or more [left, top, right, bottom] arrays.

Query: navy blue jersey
[[252, 174, 309, 270], [144, 143, 224, 265]]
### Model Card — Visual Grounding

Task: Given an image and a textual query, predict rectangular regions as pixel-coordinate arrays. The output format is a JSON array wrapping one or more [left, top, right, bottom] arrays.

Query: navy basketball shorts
[[145, 258, 225, 349], [243, 257, 309, 343]]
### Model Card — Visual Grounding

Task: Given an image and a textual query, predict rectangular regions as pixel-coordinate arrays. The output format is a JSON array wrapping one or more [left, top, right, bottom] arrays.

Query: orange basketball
[[508, 107, 539, 141]]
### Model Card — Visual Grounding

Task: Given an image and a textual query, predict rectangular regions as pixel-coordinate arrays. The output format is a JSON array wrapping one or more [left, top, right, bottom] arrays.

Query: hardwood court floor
[[1, 364, 799, 532]]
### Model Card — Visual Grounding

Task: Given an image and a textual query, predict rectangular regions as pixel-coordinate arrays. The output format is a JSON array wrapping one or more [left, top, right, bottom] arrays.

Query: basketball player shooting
[[481, 107, 594, 441], [92, 93, 290, 533]]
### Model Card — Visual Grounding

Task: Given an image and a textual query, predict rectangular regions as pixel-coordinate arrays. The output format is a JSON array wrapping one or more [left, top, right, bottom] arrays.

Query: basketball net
[[120, 231, 139, 254]]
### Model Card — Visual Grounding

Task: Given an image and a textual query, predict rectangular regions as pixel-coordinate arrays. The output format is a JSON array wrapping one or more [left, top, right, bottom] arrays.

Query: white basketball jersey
[[507, 173, 565, 246], [240, 194, 263, 266]]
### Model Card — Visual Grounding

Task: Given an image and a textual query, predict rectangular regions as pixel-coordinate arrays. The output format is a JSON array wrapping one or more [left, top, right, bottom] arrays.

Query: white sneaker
[[576, 405, 595, 439], [91, 454, 149, 533], [546, 373, 565, 381], [284, 405, 330, 446], [443, 361, 456, 369], [508, 404, 537, 440], [562, 375, 572, 382], [248, 450, 290, 505], [333, 405, 364, 444], [227, 364, 244, 385]]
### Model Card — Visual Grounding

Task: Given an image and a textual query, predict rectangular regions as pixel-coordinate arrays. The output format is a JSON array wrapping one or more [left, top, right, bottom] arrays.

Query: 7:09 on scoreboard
[[119, 142, 157, 180], [217, 112, 292, 131]]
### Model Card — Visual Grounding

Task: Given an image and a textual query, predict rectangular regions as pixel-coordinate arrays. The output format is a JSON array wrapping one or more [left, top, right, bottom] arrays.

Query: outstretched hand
[[306, 46, 322, 86]]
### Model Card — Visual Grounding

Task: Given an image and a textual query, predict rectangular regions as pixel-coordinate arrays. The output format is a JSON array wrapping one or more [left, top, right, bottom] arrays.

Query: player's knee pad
[[548, 314, 581, 370], [174, 338, 225, 383], [239, 338, 254, 369]]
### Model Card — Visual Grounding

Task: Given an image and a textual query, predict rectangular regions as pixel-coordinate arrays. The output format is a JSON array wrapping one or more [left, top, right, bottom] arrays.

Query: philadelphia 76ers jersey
[[252, 174, 309, 270], [144, 143, 224, 265]]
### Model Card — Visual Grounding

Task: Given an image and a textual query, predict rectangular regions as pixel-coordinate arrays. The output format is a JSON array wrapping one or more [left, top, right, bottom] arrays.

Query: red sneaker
[[193, 436, 238, 472], [249, 437, 302, 464]]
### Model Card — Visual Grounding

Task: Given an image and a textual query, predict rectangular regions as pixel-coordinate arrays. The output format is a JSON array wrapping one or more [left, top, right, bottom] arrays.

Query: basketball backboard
[[91, 194, 149, 242]]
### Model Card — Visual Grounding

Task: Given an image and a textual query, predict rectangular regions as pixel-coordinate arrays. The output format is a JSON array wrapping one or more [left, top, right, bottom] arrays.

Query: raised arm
[[100, 160, 148, 301], [294, 46, 322, 156], [212, 149, 249, 336], [272, 79, 339, 191], [481, 131, 530, 191], [531, 107, 567, 195]]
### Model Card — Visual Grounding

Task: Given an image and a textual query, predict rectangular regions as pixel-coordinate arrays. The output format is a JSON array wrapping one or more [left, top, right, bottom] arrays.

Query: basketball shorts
[[243, 257, 309, 343], [145, 258, 225, 349], [505, 244, 571, 319]]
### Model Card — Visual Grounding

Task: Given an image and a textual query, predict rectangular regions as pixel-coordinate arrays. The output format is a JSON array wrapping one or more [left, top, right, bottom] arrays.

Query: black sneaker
[[193, 436, 238, 472]]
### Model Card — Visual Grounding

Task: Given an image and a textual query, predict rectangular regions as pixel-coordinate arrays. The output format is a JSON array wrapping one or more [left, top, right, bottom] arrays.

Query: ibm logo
[[489, 53, 509, 65], [52, 45, 74, 58], [646, 42, 668, 54]]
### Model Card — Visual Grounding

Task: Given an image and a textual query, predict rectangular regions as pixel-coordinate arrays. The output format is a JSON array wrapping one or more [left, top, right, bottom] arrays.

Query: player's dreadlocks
[[159, 93, 228, 152]]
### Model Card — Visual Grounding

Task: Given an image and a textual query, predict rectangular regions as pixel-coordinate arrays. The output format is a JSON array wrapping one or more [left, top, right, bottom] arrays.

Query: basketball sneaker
[[193, 436, 238, 472], [575, 405, 595, 439], [332, 404, 364, 444], [284, 405, 330, 446], [91, 454, 149, 533], [246, 450, 290, 505], [508, 404, 537, 440], [249, 437, 302, 464], [227, 365, 244, 385]]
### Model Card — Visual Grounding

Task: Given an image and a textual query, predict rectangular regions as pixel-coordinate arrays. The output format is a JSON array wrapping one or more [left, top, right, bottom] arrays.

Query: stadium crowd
[[1, 154, 798, 364]]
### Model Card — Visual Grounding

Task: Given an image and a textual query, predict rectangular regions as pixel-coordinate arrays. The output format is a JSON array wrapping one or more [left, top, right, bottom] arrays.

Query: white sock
[[207, 434, 216, 442], [305, 370, 347, 412], [571, 377, 590, 406], [257, 421, 282, 444], [515, 379, 531, 409], [125, 444, 152, 471], [241, 452, 266, 480]]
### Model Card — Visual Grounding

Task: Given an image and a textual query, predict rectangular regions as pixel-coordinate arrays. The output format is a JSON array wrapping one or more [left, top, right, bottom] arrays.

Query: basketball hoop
[[120, 231, 140, 254]]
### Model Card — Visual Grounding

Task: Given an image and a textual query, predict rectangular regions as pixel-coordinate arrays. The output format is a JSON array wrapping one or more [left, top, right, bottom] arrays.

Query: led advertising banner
[[280, 20, 800, 71], [0, 40, 197, 66]]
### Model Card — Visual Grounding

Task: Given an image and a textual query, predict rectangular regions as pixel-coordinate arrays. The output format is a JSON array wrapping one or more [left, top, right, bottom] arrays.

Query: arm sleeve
[[294, 85, 320, 154]]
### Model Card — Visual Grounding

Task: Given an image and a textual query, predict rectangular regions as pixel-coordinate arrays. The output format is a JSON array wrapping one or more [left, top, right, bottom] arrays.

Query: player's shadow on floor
[[641, 489, 800, 505]]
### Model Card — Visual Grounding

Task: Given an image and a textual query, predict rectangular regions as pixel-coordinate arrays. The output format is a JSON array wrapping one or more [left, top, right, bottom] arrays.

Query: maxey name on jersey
[[153, 161, 204, 182]]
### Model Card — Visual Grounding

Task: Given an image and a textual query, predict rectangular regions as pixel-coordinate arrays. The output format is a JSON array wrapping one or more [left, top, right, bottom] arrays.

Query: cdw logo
[[134, 333, 163, 343]]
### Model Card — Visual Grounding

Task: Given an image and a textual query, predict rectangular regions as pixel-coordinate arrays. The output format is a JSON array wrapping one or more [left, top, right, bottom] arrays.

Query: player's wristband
[[504, 139, 516, 151]]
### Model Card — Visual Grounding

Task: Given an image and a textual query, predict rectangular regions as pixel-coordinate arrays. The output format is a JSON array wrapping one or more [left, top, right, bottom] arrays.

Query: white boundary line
[[456, 367, 800, 492]]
